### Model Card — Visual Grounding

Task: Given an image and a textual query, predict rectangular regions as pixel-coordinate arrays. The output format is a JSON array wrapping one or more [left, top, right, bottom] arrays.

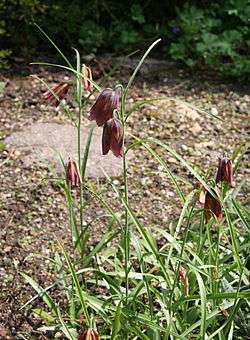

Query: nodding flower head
[[89, 88, 119, 126], [204, 189, 223, 223], [82, 64, 93, 93], [78, 328, 100, 340], [43, 83, 70, 107], [66, 159, 82, 187], [215, 156, 235, 187], [102, 118, 123, 157]]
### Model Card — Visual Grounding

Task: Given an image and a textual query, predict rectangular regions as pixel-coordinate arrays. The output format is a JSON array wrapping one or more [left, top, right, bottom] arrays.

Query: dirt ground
[[0, 59, 249, 338]]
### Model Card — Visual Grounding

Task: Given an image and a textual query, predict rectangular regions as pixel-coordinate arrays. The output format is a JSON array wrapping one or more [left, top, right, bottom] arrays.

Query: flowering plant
[[20, 25, 249, 340]]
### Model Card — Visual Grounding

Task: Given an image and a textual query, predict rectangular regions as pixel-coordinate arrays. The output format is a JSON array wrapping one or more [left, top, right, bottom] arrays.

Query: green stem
[[75, 48, 84, 252], [78, 105, 84, 239], [121, 90, 130, 306]]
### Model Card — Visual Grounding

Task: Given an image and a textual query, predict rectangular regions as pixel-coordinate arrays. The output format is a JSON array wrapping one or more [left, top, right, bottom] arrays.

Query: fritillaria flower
[[89, 88, 119, 126], [179, 266, 189, 296], [102, 118, 123, 157], [66, 159, 82, 187], [78, 328, 100, 340], [204, 189, 223, 223], [82, 64, 93, 92], [215, 156, 235, 187], [43, 83, 70, 107]]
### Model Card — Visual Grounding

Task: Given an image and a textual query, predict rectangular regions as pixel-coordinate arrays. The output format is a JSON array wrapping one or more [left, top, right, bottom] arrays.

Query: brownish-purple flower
[[89, 88, 119, 126], [78, 328, 100, 340], [43, 83, 70, 106], [66, 159, 82, 187], [102, 118, 123, 157], [215, 156, 235, 187], [204, 189, 223, 223], [82, 64, 93, 93], [179, 266, 189, 296]]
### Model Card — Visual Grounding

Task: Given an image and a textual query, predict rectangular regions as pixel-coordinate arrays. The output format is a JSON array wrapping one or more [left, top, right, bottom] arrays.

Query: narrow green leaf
[[81, 125, 95, 180], [125, 39, 161, 94], [232, 199, 250, 232], [60, 243, 91, 325], [21, 273, 58, 315], [34, 23, 73, 68], [31, 62, 101, 91], [32, 308, 55, 322], [111, 302, 122, 340], [195, 270, 207, 339]]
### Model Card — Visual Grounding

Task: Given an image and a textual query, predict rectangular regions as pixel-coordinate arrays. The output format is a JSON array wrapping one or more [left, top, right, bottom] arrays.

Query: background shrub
[[170, 1, 250, 78], [0, 0, 249, 78]]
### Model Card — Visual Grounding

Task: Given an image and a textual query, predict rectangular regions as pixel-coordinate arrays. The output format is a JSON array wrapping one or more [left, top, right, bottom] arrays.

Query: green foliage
[[170, 1, 250, 78], [0, 0, 249, 77], [19, 33, 250, 338]]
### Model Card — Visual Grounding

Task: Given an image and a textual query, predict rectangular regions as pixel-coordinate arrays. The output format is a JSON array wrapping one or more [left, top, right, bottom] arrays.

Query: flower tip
[[82, 64, 93, 93], [43, 82, 70, 107], [78, 328, 100, 340], [102, 118, 123, 158], [215, 156, 234, 187], [66, 159, 82, 187]]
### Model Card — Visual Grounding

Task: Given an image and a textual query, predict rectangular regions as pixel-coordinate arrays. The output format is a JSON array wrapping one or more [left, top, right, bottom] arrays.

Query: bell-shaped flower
[[66, 159, 82, 187], [43, 83, 70, 106], [78, 328, 100, 340], [204, 189, 223, 222], [82, 64, 93, 92], [89, 88, 119, 126], [102, 118, 123, 157], [215, 156, 235, 187]]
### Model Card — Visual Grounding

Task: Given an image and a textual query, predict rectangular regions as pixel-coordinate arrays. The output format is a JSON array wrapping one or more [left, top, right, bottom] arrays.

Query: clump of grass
[[21, 25, 250, 340]]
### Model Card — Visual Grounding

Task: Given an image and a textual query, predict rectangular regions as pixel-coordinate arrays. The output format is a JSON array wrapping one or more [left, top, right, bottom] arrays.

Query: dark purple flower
[[204, 189, 223, 223], [78, 328, 100, 340], [43, 83, 70, 107], [215, 156, 235, 187], [66, 159, 81, 187], [102, 118, 123, 157], [89, 88, 119, 126]]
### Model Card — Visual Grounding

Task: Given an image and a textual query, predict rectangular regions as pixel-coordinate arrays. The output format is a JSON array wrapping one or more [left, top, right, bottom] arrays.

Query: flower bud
[[66, 159, 82, 187], [102, 118, 123, 157], [215, 156, 235, 187], [78, 328, 100, 340], [204, 189, 223, 222], [179, 266, 189, 296], [82, 64, 93, 92], [43, 83, 70, 106], [89, 88, 119, 126]]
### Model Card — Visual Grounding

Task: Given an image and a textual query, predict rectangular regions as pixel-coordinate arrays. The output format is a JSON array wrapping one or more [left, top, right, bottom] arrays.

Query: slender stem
[[78, 105, 84, 236], [75, 51, 84, 252], [121, 90, 130, 306]]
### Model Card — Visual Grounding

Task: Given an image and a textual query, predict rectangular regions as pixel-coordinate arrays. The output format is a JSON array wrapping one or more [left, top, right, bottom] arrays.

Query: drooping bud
[[66, 159, 82, 187], [179, 266, 189, 296], [82, 64, 93, 92], [204, 189, 223, 223], [102, 118, 123, 157], [215, 156, 235, 187], [78, 328, 100, 340], [89, 88, 119, 126], [43, 83, 70, 106]]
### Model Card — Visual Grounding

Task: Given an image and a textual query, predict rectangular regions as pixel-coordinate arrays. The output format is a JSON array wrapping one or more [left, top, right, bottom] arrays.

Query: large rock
[[5, 122, 127, 178]]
